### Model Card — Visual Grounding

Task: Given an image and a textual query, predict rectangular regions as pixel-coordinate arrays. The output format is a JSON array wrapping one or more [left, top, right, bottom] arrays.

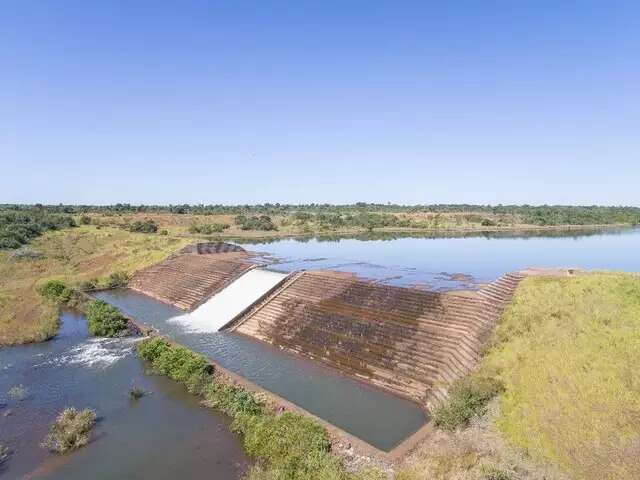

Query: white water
[[36, 337, 139, 369], [168, 268, 288, 333]]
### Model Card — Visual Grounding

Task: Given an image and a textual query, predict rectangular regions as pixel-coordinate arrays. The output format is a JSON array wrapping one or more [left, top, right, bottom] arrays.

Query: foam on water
[[169, 268, 288, 333], [38, 337, 139, 369]]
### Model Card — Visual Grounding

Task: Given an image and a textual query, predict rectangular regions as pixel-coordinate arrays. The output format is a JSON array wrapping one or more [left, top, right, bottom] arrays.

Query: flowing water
[[0, 311, 248, 479], [93, 289, 428, 452]]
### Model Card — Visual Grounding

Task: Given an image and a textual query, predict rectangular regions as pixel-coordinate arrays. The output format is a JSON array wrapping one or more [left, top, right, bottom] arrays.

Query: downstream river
[[2, 226, 639, 478]]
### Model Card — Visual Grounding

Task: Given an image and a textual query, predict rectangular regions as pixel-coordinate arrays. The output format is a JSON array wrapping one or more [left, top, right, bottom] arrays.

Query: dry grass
[[0, 226, 191, 345], [41, 407, 97, 453], [480, 273, 640, 480], [396, 400, 566, 480]]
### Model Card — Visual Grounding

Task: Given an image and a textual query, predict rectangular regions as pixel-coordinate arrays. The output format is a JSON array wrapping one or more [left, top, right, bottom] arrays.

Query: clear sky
[[1, 1, 638, 205]]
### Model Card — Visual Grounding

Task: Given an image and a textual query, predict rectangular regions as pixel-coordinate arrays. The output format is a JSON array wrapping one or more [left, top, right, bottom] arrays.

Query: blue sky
[[1, 1, 638, 205]]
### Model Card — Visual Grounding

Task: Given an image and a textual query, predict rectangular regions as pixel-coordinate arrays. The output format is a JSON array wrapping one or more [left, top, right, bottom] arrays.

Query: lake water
[[237, 227, 640, 290]]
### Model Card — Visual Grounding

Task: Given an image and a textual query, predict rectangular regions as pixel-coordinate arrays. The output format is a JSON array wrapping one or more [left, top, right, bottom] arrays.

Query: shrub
[[106, 271, 130, 288], [482, 467, 513, 480], [433, 376, 504, 431], [237, 412, 346, 480], [129, 386, 146, 400], [159, 229, 169, 235], [188, 223, 230, 234], [79, 215, 92, 225], [127, 219, 158, 233], [0, 444, 10, 466], [85, 300, 128, 337], [235, 215, 277, 231], [481, 218, 497, 227], [7, 385, 28, 400], [38, 280, 74, 304], [137, 337, 212, 388], [41, 407, 96, 453], [78, 278, 99, 292]]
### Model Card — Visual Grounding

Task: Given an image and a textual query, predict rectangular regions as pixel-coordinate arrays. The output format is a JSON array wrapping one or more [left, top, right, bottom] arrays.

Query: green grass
[[480, 273, 640, 480], [85, 299, 128, 337], [433, 376, 503, 431], [136, 337, 377, 480]]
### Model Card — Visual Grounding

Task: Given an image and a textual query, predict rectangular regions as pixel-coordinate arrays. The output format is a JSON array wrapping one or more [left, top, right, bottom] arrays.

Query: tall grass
[[481, 273, 640, 480]]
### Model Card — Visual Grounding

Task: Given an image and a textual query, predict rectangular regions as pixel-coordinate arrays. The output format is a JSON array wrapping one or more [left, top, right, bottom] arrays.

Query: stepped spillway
[[129, 242, 253, 310], [169, 269, 290, 333], [227, 270, 525, 408]]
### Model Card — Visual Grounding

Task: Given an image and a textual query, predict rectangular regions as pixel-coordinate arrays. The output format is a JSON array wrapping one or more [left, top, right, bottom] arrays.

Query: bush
[[235, 215, 277, 231], [8, 385, 28, 400], [38, 280, 74, 304], [85, 300, 128, 337], [106, 271, 130, 288], [433, 376, 504, 431], [129, 386, 146, 400], [481, 218, 497, 227], [482, 467, 513, 480], [127, 219, 158, 233], [137, 337, 212, 389], [0, 444, 10, 466], [78, 278, 99, 292], [79, 215, 92, 225], [188, 222, 230, 234], [42, 407, 96, 453], [0, 210, 76, 249]]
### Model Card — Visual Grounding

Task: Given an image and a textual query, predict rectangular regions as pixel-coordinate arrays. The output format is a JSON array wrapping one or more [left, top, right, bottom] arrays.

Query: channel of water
[[93, 288, 429, 452]]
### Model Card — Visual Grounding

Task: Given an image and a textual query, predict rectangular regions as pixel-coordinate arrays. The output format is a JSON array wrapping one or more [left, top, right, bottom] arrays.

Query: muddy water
[[0, 311, 248, 479], [94, 289, 428, 452], [238, 226, 640, 290]]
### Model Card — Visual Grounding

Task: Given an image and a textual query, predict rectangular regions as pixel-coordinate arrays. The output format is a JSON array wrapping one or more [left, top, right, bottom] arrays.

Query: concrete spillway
[[129, 242, 524, 410], [227, 269, 525, 408], [169, 269, 289, 333], [129, 243, 253, 310]]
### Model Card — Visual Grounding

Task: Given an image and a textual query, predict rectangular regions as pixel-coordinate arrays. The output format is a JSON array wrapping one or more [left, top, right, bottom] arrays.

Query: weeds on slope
[[481, 273, 640, 480]]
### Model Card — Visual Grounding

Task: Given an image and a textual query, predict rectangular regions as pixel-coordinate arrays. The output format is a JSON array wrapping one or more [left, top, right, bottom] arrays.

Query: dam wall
[[227, 270, 524, 408], [129, 242, 254, 310]]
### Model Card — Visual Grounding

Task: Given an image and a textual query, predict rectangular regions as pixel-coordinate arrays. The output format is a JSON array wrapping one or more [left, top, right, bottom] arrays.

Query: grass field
[[479, 273, 640, 480], [0, 226, 191, 345]]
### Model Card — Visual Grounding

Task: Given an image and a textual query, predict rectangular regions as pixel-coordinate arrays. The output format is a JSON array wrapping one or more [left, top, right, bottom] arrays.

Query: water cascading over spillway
[[169, 268, 288, 333]]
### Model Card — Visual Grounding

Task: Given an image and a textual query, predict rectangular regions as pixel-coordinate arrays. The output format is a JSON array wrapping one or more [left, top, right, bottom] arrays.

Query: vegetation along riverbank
[[136, 336, 384, 480]]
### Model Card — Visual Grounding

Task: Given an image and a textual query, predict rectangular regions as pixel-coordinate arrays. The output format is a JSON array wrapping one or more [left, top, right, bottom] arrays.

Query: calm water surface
[[239, 227, 640, 289], [0, 311, 248, 479]]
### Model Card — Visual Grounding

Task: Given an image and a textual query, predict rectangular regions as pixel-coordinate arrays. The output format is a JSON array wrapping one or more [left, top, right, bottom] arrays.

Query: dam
[[117, 242, 524, 451]]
